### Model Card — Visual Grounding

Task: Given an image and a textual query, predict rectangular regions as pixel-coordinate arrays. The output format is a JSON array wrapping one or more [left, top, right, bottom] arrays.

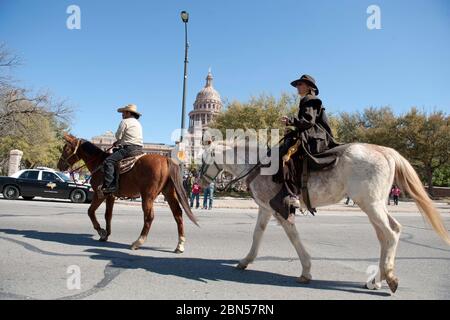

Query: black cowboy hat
[[290, 74, 319, 95]]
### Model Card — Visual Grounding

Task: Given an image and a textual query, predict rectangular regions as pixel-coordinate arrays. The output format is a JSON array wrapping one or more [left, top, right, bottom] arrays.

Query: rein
[[63, 139, 112, 176], [200, 135, 290, 192], [200, 161, 222, 182], [215, 162, 262, 192]]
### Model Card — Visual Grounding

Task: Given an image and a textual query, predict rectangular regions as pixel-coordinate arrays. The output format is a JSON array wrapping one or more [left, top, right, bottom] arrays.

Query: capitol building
[[188, 69, 223, 132], [183, 70, 223, 165]]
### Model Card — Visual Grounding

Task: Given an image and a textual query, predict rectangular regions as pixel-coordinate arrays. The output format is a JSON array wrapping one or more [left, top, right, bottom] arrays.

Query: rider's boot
[[101, 186, 116, 194], [269, 187, 300, 224]]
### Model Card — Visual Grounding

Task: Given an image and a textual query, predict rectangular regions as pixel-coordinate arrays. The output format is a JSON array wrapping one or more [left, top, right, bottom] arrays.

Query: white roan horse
[[199, 141, 450, 293]]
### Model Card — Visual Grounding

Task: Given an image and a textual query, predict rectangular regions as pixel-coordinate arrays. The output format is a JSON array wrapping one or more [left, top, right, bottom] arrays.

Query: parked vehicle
[[0, 167, 93, 203]]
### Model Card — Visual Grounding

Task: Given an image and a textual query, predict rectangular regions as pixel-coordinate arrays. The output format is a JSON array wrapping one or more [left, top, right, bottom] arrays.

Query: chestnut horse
[[57, 133, 198, 252]]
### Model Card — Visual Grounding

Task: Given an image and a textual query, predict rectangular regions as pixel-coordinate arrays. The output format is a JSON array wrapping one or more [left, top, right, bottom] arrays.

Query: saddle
[[116, 153, 146, 175], [97, 153, 146, 199], [270, 141, 344, 219]]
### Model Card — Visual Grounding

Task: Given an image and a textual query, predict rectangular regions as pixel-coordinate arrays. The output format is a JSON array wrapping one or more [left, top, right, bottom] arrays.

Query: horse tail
[[384, 148, 450, 245], [168, 159, 199, 227]]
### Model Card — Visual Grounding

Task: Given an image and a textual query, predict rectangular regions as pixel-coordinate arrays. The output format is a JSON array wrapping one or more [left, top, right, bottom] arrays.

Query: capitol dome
[[195, 73, 221, 104], [189, 70, 223, 130]]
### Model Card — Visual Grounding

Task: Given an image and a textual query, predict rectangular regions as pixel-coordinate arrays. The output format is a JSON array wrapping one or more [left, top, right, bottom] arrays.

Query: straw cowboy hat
[[117, 104, 142, 117], [290, 74, 319, 95]]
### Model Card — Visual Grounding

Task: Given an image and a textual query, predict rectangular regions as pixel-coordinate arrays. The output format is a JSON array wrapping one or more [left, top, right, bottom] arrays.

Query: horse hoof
[[365, 280, 382, 290], [387, 277, 399, 293], [174, 248, 184, 254], [236, 263, 247, 270], [98, 229, 108, 238], [297, 276, 311, 284]]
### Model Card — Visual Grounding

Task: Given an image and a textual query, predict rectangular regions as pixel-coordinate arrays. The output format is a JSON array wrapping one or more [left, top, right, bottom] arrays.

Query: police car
[[0, 167, 94, 203]]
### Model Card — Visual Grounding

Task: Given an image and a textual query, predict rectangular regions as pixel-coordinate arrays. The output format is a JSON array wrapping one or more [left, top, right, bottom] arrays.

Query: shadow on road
[[85, 248, 391, 297], [0, 228, 391, 297], [0, 229, 173, 253]]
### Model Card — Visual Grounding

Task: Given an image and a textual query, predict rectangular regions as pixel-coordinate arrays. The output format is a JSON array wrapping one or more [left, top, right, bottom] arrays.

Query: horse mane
[[80, 140, 107, 158]]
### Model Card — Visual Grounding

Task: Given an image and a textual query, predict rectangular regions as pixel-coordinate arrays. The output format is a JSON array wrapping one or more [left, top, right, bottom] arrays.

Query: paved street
[[0, 197, 449, 300]]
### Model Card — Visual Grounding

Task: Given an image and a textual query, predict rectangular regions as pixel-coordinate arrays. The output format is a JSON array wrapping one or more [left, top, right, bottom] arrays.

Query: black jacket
[[287, 94, 339, 166]]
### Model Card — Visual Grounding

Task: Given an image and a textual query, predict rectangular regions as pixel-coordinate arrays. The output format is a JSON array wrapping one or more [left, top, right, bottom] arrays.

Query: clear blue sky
[[1, 0, 449, 144]]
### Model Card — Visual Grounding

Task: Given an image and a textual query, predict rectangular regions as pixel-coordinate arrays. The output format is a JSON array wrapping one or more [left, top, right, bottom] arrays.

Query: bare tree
[[0, 44, 72, 137], [0, 44, 73, 172], [0, 43, 21, 88]]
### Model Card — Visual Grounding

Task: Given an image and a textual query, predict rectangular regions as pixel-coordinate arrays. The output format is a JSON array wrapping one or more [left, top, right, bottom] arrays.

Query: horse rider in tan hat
[[102, 104, 144, 194]]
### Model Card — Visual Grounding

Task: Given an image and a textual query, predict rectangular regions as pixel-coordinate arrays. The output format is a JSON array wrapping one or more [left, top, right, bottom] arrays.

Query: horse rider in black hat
[[270, 75, 339, 222]]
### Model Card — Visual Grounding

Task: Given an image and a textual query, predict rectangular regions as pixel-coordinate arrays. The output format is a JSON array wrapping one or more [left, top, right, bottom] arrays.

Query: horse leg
[[362, 201, 402, 293], [100, 195, 115, 242], [164, 186, 185, 254], [88, 193, 107, 240], [131, 196, 155, 250], [236, 207, 271, 269], [366, 222, 386, 290], [276, 214, 312, 284], [367, 212, 403, 289], [385, 212, 402, 290]]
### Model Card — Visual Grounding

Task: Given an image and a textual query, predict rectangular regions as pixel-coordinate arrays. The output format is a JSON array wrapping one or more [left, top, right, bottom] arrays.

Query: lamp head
[[181, 11, 189, 23]]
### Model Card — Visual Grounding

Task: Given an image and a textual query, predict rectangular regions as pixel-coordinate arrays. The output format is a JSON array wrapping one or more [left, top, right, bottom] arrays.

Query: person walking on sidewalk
[[391, 185, 401, 205], [203, 181, 215, 210], [190, 182, 201, 209]]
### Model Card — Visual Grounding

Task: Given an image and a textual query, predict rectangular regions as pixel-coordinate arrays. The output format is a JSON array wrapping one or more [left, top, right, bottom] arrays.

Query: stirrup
[[101, 186, 117, 194], [289, 196, 301, 208]]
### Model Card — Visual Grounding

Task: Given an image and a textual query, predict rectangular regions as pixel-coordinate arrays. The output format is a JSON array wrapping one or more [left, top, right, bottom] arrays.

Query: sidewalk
[[116, 196, 450, 215]]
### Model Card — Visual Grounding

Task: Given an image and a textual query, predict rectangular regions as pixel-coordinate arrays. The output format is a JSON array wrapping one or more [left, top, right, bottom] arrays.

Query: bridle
[[60, 139, 82, 169], [60, 139, 113, 176], [199, 147, 262, 192], [199, 159, 223, 183]]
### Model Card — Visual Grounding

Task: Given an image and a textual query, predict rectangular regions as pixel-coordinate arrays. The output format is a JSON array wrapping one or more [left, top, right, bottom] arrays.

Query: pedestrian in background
[[190, 182, 201, 209], [202, 183, 210, 210], [202, 181, 215, 210], [183, 174, 192, 199], [208, 181, 215, 210], [391, 185, 401, 205]]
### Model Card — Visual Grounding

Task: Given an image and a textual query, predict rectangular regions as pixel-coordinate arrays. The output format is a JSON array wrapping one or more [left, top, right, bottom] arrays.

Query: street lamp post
[[179, 11, 189, 176], [180, 11, 189, 142]]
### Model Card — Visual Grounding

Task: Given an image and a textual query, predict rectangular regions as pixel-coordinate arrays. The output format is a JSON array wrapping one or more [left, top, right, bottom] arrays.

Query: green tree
[[359, 107, 398, 148], [335, 111, 364, 143], [210, 93, 298, 145], [336, 106, 398, 147], [432, 165, 450, 187], [0, 113, 67, 169], [0, 43, 72, 173], [396, 108, 450, 196]]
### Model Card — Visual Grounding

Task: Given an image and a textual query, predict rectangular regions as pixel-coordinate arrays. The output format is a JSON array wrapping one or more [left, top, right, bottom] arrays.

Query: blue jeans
[[190, 193, 200, 208], [203, 188, 214, 209]]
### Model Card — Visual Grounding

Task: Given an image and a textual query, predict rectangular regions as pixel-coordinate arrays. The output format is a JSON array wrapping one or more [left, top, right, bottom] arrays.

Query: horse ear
[[63, 132, 70, 141], [63, 132, 76, 144]]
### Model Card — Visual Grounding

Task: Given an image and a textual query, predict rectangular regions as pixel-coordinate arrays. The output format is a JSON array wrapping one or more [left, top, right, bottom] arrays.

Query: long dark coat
[[270, 94, 340, 217], [273, 94, 340, 193], [287, 94, 339, 166]]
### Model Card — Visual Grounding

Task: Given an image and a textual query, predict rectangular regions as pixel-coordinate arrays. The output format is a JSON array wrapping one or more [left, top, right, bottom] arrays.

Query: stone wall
[[425, 186, 450, 198], [8, 150, 23, 176]]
